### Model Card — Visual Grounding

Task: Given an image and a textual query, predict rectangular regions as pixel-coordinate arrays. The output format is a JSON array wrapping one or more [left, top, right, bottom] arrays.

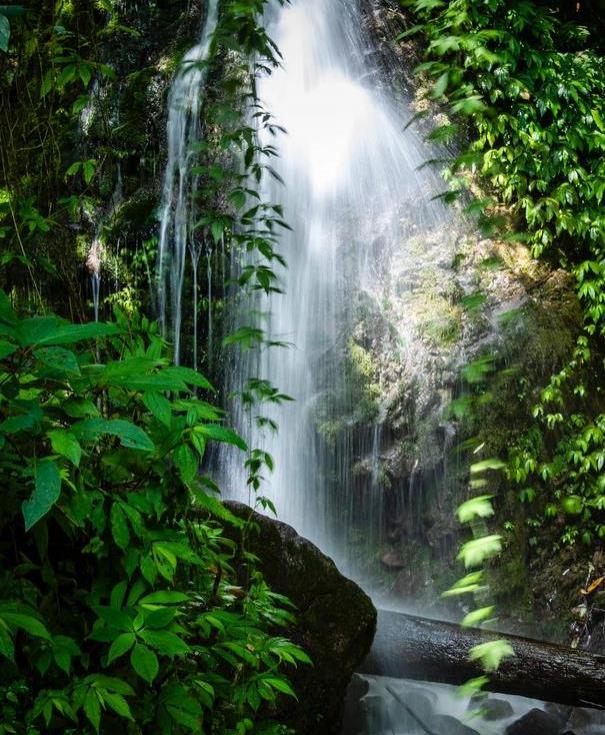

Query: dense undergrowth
[[0, 1, 308, 733], [404, 0, 605, 554]]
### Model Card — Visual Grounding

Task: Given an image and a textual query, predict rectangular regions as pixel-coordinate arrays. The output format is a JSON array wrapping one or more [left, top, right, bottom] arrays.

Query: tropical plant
[[0, 294, 308, 734]]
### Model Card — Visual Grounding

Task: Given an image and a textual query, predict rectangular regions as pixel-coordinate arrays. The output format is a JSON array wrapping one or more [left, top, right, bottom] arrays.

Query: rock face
[[505, 708, 563, 735], [225, 502, 377, 735]]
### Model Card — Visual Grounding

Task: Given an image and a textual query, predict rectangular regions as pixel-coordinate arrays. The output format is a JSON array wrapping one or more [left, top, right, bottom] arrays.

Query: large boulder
[[224, 502, 377, 735]]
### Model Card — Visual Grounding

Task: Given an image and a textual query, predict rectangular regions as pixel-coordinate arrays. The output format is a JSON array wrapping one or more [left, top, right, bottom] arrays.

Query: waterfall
[[220, 0, 455, 573], [157, 0, 220, 365]]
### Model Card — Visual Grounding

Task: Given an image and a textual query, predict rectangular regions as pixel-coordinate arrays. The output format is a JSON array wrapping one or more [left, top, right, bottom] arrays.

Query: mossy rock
[[225, 502, 377, 735]]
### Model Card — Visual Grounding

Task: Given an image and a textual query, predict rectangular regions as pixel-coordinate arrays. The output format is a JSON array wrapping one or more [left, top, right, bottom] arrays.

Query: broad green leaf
[[0, 624, 14, 660], [173, 444, 198, 484], [103, 692, 133, 720], [111, 503, 130, 549], [470, 458, 505, 474], [22, 459, 62, 531], [108, 632, 136, 664], [17, 318, 118, 347], [139, 629, 190, 656], [1, 612, 50, 639], [34, 346, 80, 375], [83, 689, 101, 732], [130, 643, 159, 683], [196, 424, 247, 451], [144, 607, 177, 629], [0, 339, 17, 360], [142, 392, 172, 427], [139, 591, 189, 606], [162, 366, 214, 391], [73, 418, 154, 451], [562, 495, 583, 515], [48, 430, 82, 467]]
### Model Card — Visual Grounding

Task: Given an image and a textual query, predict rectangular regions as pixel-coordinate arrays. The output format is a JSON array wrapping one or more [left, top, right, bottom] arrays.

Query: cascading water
[[157, 0, 220, 365], [221, 0, 453, 570]]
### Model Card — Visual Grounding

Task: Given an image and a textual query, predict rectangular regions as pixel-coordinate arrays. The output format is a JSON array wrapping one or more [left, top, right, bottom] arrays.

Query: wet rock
[[429, 713, 480, 735], [386, 686, 435, 730], [380, 550, 406, 570], [505, 708, 562, 735], [224, 502, 377, 735], [341, 675, 371, 735], [361, 694, 387, 735], [470, 697, 515, 721]]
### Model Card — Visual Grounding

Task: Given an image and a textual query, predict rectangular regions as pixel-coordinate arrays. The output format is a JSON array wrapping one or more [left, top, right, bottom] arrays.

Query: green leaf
[[130, 643, 159, 683], [562, 495, 583, 515], [457, 495, 494, 524], [469, 640, 514, 672], [139, 629, 190, 656], [0, 339, 17, 360], [17, 318, 118, 347], [458, 535, 502, 568], [144, 607, 177, 629], [103, 692, 133, 720], [22, 459, 62, 531], [162, 366, 214, 392], [108, 632, 136, 664], [48, 430, 82, 467], [593, 108, 605, 132], [111, 503, 130, 550], [1, 612, 50, 640], [143, 392, 172, 428], [196, 424, 247, 451], [73, 418, 154, 451], [139, 591, 189, 606], [0, 624, 14, 661], [34, 346, 81, 375], [173, 444, 198, 484], [83, 159, 96, 185], [83, 689, 101, 732]]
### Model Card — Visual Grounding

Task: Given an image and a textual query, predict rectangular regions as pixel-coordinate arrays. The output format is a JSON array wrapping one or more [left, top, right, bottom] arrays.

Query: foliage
[[0, 296, 308, 734], [403, 0, 605, 548]]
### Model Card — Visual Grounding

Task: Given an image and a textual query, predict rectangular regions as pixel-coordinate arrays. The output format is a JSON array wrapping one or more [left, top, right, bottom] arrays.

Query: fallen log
[[360, 609, 605, 709]]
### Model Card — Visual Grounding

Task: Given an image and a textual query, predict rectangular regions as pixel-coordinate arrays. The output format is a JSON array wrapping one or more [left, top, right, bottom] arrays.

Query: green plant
[[0, 294, 308, 734]]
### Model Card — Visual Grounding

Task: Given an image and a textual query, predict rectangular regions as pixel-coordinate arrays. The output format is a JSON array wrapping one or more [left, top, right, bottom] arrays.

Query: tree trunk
[[360, 609, 605, 710]]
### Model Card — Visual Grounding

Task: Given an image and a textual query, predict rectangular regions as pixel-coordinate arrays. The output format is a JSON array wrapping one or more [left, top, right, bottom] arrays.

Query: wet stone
[[505, 708, 562, 735], [428, 713, 480, 735], [470, 697, 515, 721]]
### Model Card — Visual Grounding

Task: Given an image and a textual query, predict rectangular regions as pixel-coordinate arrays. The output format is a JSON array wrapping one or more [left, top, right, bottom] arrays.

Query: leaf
[[457, 495, 494, 524], [108, 632, 136, 664], [130, 643, 159, 683], [593, 108, 605, 132], [562, 495, 583, 515], [173, 444, 198, 484], [469, 640, 514, 672], [470, 458, 505, 474], [111, 503, 130, 550], [83, 689, 101, 732], [143, 392, 172, 428], [139, 630, 190, 656], [0, 624, 14, 661], [22, 459, 62, 531], [18, 319, 118, 347], [0, 339, 17, 360], [83, 159, 96, 185], [139, 591, 189, 606], [162, 366, 214, 392], [144, 607, 178, 629], [73, 418, 154, 451], [196, 424, 247, 451], [48, 430, 82, 467], [462, 606, 496, 627], [103, 692, 133, 720], [34, 346, 81, 375], [458, 535, 502, 568], [1, 611, 50, 640]]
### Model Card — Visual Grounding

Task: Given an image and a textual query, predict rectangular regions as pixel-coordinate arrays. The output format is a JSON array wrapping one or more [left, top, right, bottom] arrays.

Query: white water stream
[[157, 0, 220, 365], [220, 0, 452, 566]]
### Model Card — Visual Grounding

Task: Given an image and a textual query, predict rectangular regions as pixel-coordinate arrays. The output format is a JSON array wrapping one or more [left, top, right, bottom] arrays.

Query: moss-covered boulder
[[225, 502, 377, 735]]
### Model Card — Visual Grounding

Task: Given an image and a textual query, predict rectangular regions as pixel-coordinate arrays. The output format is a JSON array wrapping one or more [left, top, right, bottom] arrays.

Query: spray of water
[[219, 0, 455, 572], [157, 0, 220, 365]]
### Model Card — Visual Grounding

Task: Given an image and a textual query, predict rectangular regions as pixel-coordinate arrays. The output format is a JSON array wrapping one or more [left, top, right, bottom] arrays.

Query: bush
[[0, 293, 307, 734]]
